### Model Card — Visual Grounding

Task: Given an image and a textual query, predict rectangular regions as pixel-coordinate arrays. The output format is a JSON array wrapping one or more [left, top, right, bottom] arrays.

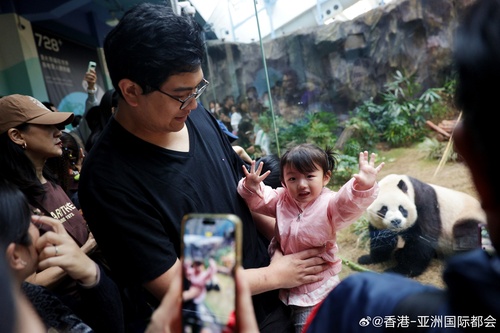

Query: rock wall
[[203, 0, 475, 115]]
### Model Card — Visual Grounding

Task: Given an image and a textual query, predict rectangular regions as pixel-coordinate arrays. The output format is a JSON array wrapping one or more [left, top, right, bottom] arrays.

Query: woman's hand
[[145, 266, 258, 333], [34, 215, 98, 286]]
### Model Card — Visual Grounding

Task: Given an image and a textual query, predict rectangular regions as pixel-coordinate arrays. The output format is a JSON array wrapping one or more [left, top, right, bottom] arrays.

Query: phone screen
[[181, 213, 241, 333]]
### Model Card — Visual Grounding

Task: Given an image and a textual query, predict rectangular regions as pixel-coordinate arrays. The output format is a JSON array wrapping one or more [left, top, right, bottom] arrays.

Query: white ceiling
[[2, 0, 392, 45]]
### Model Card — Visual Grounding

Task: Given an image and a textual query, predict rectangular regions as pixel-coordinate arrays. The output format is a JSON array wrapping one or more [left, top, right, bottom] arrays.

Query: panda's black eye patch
[[399, 205, 408, 217], [377, 206, 388, 217]]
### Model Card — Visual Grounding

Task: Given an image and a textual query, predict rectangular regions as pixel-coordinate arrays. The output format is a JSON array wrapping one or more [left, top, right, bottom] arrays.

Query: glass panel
[[194, 0, 463, 291], [198, 0, 384, 159]]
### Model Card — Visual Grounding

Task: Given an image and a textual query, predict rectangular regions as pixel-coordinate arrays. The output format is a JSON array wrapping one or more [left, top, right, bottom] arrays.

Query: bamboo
[[433, 112, 462, 179], [341, 257, 376, 273]]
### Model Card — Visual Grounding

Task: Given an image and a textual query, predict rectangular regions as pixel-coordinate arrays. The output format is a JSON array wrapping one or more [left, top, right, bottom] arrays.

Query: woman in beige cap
[[0, 94, 124, 332]]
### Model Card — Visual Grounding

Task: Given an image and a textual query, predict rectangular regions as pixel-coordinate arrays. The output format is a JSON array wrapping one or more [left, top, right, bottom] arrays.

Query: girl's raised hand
[[242, 160, 271, 191], [353, 151, 384, 190]]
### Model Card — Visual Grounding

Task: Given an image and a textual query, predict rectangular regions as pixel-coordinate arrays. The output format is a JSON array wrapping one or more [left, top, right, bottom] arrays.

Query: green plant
[[351, 216, 371, 250], [266, 110, 359, 187], [332, 153, 359, 187], [429, 77, 458, 121], [418, 137, 459, 162], [263, 71, 456, 191], [343, 112, 379, 152], [346, 70, 444, 148], [272, 111, 340, 153]]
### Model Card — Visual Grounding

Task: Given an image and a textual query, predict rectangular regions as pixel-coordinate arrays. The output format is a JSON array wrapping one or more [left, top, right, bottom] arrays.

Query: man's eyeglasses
[[157, 78, 209, 110]]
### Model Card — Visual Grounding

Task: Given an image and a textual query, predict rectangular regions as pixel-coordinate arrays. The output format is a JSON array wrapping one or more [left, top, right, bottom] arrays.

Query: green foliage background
[[262, 70, 457, 188]]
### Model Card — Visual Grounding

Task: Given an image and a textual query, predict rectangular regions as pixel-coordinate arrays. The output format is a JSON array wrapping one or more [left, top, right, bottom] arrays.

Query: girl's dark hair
[[0, 180, 32, 252], [279, 143, 337, 183]]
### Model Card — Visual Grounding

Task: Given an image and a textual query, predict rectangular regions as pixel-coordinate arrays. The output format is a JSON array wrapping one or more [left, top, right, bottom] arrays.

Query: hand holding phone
[[181, 213, 241, 333], [145, 265, 259, 333], [87, 61, 97, 72]]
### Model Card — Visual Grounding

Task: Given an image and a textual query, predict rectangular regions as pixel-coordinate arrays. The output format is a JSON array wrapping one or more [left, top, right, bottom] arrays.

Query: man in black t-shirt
[[79, 4, 328, 332]]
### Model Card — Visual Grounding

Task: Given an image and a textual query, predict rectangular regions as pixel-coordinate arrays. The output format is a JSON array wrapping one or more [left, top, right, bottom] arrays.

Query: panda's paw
[[385, 266, 424, 277], [357, 254, 375, 265], [384, 266, 409, 276]]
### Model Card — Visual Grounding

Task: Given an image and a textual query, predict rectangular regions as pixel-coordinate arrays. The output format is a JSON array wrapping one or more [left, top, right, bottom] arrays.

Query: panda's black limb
[[358, 224, 438, 277], [358, 226, 398, 265], [388, 232, 437, 277]]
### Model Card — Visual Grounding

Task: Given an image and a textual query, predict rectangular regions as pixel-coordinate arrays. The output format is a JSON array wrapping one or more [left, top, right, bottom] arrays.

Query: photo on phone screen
[[181, 213, 242, 333]]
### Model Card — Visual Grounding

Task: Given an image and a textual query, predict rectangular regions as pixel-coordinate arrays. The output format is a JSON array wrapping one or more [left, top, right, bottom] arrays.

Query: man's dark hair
[[104, 3, 205, 97]]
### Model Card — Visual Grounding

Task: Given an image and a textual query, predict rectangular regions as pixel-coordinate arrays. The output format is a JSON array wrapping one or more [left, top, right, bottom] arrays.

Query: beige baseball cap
[[0, 94, 74, 134]]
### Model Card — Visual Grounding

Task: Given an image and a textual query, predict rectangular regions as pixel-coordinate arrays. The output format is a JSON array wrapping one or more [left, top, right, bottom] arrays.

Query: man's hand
[[269, 246, 330, 289], [244, 245, 330, 295]]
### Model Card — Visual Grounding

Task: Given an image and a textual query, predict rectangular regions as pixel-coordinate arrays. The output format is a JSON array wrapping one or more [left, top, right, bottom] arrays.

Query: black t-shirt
[[79, 105, 278, 324]]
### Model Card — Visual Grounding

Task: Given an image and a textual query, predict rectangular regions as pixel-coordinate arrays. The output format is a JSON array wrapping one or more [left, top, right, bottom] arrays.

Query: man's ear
[[118, 79, 142, 107], [5, 243, 27, 270]]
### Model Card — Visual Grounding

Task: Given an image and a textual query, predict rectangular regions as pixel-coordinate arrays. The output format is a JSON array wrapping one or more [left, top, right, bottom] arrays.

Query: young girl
[[237, 143, 384, 333]]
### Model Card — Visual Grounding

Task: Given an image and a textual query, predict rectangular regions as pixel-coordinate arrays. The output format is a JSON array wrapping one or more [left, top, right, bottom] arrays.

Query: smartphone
[[181, 213, 242, 333], [87, 61, 97, 72]]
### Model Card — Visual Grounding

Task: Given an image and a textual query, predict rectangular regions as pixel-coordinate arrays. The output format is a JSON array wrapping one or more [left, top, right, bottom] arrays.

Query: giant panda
[[358, 174, 486, 277]]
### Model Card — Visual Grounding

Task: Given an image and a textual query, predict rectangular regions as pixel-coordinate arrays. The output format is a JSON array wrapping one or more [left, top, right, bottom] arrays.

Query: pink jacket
[[237, 177, 379, 306]]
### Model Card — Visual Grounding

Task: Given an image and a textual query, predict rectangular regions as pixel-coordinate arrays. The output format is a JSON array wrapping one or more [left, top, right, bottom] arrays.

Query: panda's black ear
[[397, 179, 409, 194]]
